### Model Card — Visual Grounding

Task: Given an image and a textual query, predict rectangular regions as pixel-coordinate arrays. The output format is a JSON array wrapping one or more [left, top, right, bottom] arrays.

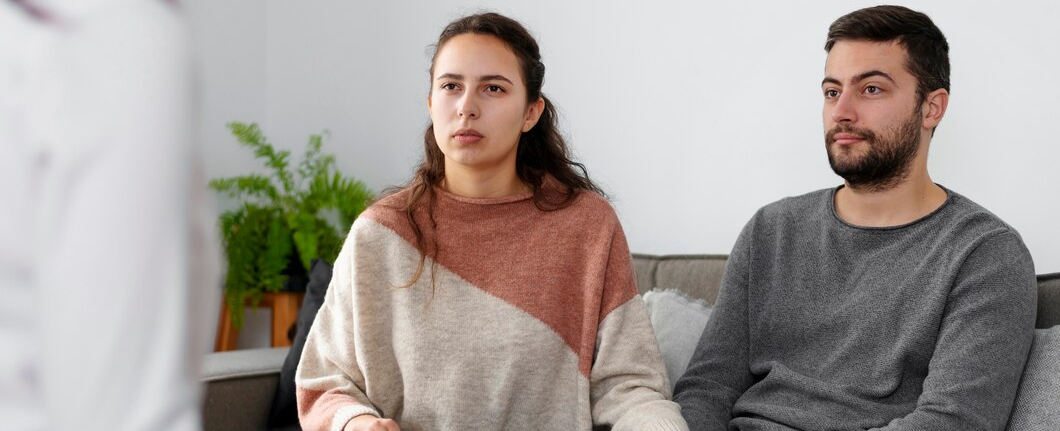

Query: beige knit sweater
[[295, 183, 688, 431]]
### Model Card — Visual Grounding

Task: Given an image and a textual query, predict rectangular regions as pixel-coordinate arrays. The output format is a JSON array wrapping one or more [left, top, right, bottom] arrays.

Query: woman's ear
[[522, 98, 545, 132]]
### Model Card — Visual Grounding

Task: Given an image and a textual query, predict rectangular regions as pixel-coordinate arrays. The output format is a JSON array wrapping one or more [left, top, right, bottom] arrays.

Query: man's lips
[[832, 132, 864, 146], [453, 128, 483, 144]]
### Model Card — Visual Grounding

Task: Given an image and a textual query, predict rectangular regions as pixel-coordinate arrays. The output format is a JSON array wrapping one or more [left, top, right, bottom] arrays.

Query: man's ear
[[522, 98, 545, 132], [922, 88, 949, 130]]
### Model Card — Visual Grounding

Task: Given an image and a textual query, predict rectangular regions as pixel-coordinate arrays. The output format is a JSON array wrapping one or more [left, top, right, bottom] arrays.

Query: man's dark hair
[[825, 5, 950, 103]]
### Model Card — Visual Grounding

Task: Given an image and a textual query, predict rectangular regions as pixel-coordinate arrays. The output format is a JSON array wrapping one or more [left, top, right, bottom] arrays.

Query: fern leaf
[[259, 212, 292, 293], [227, 122, 296, 198], [209, 174, 280, 203], [288, 212, 321, 270]]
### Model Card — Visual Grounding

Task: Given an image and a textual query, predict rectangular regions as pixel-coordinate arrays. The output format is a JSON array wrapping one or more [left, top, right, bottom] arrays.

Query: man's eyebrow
[[435, 73, 463, 81], [821, 70, 897, 87], [853, 70, 896, 85]]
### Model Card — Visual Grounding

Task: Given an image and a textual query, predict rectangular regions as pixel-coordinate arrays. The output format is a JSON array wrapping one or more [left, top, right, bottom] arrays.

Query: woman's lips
[[454, 128, 483, 144]]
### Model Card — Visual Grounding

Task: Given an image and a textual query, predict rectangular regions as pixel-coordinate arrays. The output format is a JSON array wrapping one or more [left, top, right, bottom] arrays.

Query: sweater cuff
[[330, 404, 381, 431]]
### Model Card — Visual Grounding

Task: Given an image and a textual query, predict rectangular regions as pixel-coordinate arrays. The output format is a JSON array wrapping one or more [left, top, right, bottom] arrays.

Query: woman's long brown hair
[[386, 12, 603, 287]]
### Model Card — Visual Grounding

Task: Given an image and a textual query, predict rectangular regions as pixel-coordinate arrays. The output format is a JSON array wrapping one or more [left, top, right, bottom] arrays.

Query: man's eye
[[824, 89, 840, 98], [865, 86, 881, 94], [440, 83, 458, 91]]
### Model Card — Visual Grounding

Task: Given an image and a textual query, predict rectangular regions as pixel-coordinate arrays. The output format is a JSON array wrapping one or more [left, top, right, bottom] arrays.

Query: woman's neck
[[440, 165, 528, 199]]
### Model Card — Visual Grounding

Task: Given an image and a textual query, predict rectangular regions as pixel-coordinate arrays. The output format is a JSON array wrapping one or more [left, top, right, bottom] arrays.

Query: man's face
[[822, 40, 926, 191]]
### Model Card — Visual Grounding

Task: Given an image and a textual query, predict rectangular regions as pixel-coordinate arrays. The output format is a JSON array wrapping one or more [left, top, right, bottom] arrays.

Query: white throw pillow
[[1005, 326, 1060, 431], [642, 288, 713, 391]]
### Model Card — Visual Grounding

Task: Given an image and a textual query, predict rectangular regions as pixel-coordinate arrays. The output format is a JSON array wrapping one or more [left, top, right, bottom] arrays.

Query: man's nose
[[830, 92, 858, 123]]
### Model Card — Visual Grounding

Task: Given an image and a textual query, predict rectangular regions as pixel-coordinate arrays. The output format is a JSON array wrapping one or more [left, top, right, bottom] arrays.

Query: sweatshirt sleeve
[[672, 216, 757, 431], [589, 222, 690, 431], [296, 220, 381, 431], [872, 231, 1037, 431]]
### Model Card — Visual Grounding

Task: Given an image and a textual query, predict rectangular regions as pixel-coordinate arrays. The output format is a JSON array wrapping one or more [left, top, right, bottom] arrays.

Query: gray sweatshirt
[[673, 186, 1037, 431]]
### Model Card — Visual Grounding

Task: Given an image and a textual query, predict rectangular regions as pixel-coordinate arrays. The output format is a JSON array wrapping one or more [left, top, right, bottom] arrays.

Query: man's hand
[[343, 415, 401, 431]]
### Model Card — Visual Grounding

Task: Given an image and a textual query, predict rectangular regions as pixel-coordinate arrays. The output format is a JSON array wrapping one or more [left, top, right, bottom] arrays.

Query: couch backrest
[[631, 253, 1060, 329], [1039, 273, 1060, 328]]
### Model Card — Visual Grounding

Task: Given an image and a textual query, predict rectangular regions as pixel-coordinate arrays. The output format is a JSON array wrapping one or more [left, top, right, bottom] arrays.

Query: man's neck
[[834, 170, 947, 228]]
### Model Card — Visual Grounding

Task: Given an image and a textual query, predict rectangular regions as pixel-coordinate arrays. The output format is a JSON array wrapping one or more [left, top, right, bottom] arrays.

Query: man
[[0, 1, 218, 430], [673, 5, 1037, 431]]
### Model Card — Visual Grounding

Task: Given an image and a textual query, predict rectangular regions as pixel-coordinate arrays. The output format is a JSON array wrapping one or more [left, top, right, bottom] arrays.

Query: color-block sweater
[[296, 184, 688, 431]]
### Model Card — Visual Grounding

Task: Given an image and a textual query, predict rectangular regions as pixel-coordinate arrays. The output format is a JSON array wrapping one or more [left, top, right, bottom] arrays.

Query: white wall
[[186, 0, 1060, 346], [184, 0, 268, 187], [184, 0, 271, 349]]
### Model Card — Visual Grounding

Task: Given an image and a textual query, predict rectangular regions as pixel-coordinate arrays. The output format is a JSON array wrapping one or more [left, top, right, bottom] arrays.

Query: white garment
[[0, 1, 218, 431]]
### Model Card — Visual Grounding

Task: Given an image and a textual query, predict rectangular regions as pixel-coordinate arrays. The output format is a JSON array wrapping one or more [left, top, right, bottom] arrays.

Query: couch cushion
[[202, 347, 289, 381], [201, 347, 288, 431], [642, 288, 713, 391], [632, 254, 727, 305], [631, 255, 658, 298], [1037, 273, 1060, 329], [1005, 326, 1060, 430]]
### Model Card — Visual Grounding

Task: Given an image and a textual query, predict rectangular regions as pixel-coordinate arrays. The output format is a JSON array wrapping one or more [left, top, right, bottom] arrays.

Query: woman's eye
[[485, 85, 504, 93], [440, 83, 458, 91]]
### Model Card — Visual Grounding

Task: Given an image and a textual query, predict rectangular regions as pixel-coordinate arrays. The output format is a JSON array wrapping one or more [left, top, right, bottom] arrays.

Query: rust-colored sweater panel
[[364, 185, 636, 376]]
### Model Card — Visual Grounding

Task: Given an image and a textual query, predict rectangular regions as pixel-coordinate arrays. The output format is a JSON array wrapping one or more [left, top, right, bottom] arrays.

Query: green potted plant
[[211, 122, 373, 329]]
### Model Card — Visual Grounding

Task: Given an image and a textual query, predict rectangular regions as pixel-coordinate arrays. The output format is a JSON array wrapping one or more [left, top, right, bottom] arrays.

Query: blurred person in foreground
[[0, 1, 218, 430]]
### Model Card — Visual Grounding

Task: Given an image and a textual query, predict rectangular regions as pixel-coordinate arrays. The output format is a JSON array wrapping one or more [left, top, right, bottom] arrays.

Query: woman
[[296, 12, 687, 431]]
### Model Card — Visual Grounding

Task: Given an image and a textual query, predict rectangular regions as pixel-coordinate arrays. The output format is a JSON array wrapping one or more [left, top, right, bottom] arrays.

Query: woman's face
[[428, 33, 542, 179]]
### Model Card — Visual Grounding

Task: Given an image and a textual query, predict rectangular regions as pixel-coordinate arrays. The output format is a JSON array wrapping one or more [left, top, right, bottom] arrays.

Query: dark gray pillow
[[267, 259, 333, 430]]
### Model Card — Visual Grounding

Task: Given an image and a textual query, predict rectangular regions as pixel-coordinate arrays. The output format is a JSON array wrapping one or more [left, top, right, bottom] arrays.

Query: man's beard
[[825, 109, 922, 192]]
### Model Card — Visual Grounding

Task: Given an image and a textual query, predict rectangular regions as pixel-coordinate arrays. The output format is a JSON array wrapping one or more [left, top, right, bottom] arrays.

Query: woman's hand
[[343, 415, 401, 431]]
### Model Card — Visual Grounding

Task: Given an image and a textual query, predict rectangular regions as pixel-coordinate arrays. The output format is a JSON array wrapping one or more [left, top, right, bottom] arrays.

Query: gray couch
[[201, 253, 1060, 431]]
